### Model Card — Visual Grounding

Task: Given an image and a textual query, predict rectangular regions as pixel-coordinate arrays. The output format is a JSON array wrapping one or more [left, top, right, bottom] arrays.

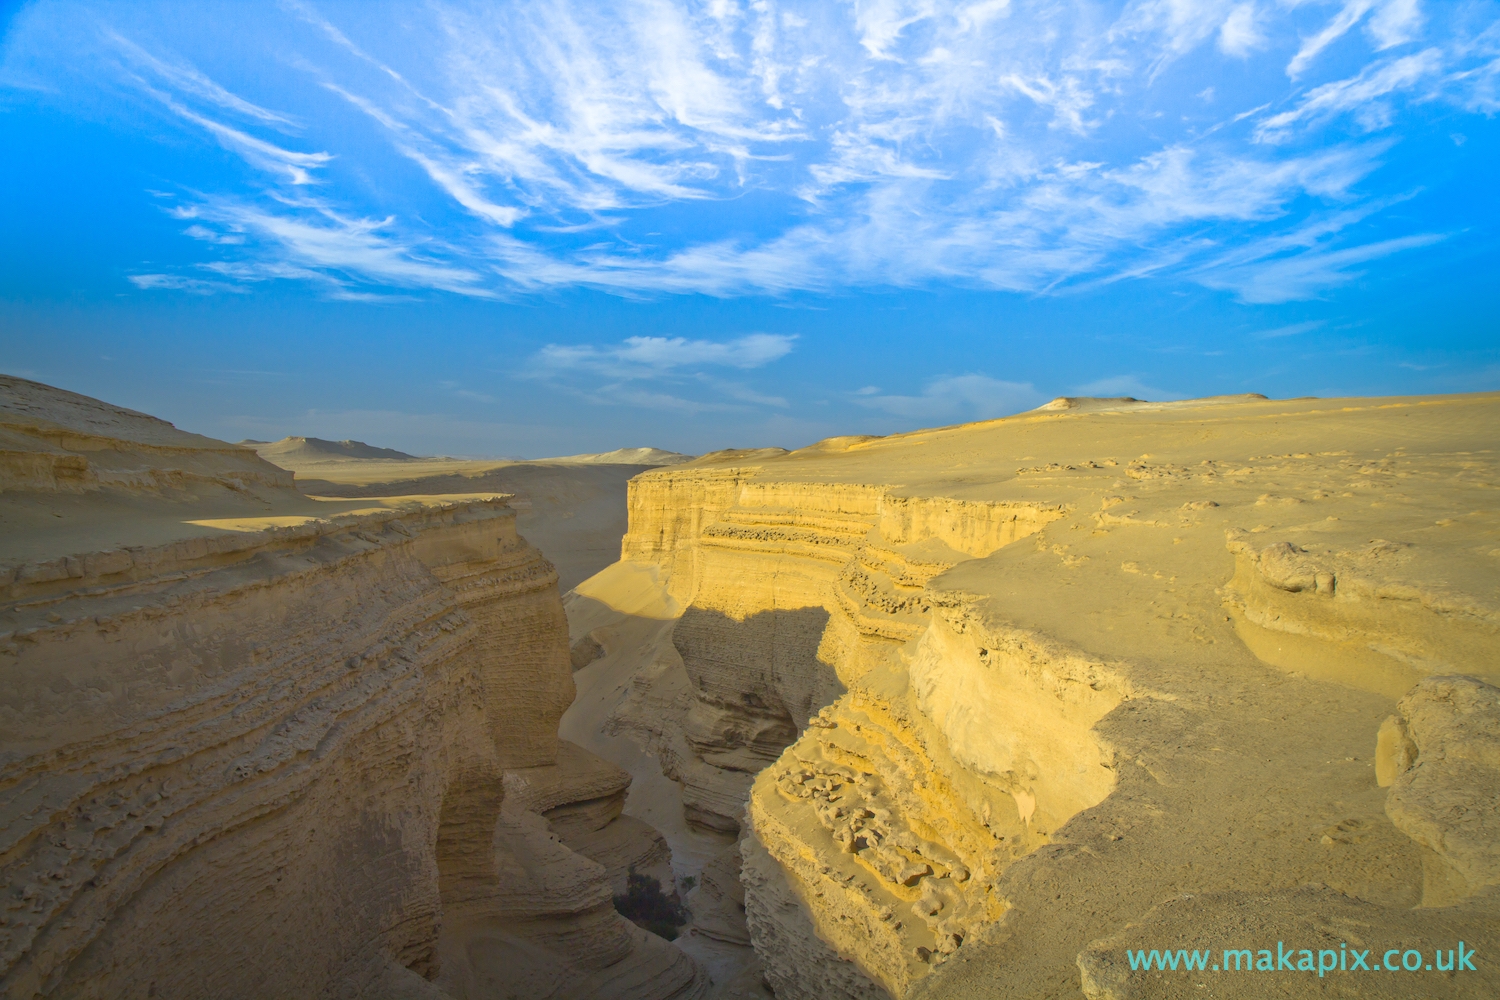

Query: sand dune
[[543, 447, 694, 466], [250, 435, 421, 462]]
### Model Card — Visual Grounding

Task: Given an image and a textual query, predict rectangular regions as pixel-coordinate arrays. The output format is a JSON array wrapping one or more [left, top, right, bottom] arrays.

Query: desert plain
[[2, 374, 1497, 999]]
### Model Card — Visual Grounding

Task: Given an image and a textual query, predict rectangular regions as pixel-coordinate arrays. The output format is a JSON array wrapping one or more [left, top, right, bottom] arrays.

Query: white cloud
[[74, 1, 1493, 302], [1218, 3, 1265, 58], [160, 197, 491, 297], [1071, 374, 1182, 399], [1196, 231, 1444, 302], [594, 386, 748, 414], [619, 334, 793, 368], [312, 0, 805, 225], [1287, 1, 1378, 78], [107, 37, 331, 186], [1367, 0, 1424, 50], [956, 0, 1012, 32], [128, 272, 243, 294], [1001, 73, 1097, 133], [537, 333, 796, 378], [1256, 49, 1444, 140], [526, 332, 798, 414], [402, 148, 526, 227], [1253, 319, 1325, 338], [855, 0, 936, 59], [700, 376, 790, 408], [145, 85, 332, 184], [110, 32, 299, 127], [1116, 0, 1239, 63], [183, 224, 245, 245], [852, 374, 1044, 420], [1283, 0, 1424, 78]]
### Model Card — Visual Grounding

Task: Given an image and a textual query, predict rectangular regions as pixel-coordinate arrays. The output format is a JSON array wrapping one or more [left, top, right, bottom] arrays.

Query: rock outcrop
[[579, 392, 1500, 999], [0, 376, 706, 1000]]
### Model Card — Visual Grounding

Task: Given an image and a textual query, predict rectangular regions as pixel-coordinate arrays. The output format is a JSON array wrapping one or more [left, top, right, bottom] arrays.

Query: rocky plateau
[[4, 377, 1498, 999]]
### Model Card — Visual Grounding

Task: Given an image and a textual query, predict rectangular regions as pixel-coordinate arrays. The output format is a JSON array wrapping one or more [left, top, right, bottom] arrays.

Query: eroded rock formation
[[579, 393, 1500, 999], [0, 376, 705, 1000], [9, 376, 1498, 999]]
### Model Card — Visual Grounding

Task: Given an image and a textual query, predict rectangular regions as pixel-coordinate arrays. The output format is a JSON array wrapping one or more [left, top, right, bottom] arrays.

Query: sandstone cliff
[[0, 376, 706, 1000], [573, 393, 1500, 999]]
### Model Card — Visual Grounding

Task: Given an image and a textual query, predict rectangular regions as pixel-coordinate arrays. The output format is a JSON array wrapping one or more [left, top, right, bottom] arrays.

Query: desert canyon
[[3, 373, 1498, 1000]]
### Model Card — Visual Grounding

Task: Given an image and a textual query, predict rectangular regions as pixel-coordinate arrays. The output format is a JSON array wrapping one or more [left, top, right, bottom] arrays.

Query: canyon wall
[[8, 375, 1497, 999], [586, 394, 1500, 999], [0, 376, 705, 1000]]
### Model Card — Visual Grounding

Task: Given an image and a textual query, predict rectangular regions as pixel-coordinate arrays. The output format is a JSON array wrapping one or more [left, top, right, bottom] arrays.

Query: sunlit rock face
[[0, 376, 705, 1000], [600, 394, 1500, 999]]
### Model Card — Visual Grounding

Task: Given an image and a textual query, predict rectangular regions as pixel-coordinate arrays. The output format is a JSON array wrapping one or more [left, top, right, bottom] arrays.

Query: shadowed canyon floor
[[3, 377, 1498, 999]]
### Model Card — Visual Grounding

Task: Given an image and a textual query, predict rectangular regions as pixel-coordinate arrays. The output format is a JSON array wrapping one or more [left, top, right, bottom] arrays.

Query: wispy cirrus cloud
[[1256, 48, 1445, 140], [127, 272, 245, 294], [1287, 0, 1379, 78], [529, 332, 797, 414], [165, 196, 492, 296], [109, 31, 300, 127], [32, 0, 1493, 303], [1071, 374, 1183, 399], [1218, 3, 1268, 58], [1253, 319, 1325, 339], [109, 32, 330, 184], [537, 333, 795, 378], [852, 374, 1045, 421], [146, 89, 332, 184], [1195, 230, 1445, 302]]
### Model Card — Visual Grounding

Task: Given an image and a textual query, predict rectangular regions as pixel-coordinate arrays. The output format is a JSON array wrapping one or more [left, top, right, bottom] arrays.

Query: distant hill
[[248, 437, 692, 469], [1033, 394, 1269, 413], [539, 447, 693, 466], [251, 436, 421, 462]]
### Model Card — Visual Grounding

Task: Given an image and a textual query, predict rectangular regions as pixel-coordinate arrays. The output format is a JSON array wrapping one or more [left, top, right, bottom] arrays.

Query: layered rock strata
[[0, 376, 705, 1000], [589, 393, 1500, 999]]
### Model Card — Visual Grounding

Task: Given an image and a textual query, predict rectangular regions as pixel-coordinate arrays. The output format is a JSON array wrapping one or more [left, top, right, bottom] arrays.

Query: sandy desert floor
[[247, 437, 689, 593]]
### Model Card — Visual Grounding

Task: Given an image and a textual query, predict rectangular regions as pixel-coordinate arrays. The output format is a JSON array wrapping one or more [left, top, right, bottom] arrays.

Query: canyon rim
[[3, 376, 1497, 999], [6, 1, 1499, 995]]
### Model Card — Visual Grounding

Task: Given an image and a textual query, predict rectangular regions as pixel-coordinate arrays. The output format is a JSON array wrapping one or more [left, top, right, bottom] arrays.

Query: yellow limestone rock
[[0, 377, 706, 1000], [587, 392, 1500, 999]]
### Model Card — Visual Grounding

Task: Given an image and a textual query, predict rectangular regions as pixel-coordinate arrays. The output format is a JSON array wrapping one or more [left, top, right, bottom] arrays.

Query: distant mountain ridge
[[248, 436, 420, 461], [542, 447, 692, 466], [247, 437, 693, 467]]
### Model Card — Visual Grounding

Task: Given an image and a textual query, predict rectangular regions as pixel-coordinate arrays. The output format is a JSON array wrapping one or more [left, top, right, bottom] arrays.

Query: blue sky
[[1, 0, 1497, 457]]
